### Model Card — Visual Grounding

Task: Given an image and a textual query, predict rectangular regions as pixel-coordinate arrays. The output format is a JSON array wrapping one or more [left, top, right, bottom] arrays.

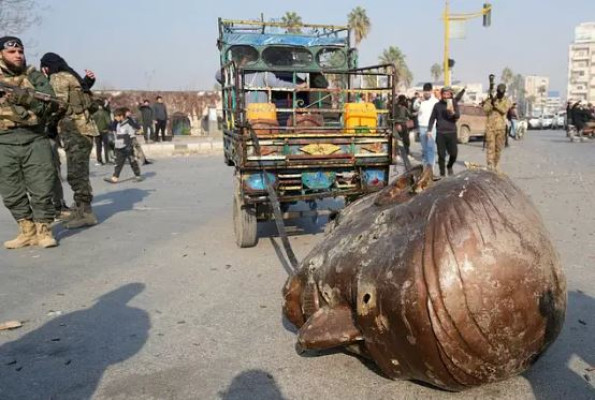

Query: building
[[545, 91, 563, 115], [525, 75, 549, 115], [567, 22, 595, 103]]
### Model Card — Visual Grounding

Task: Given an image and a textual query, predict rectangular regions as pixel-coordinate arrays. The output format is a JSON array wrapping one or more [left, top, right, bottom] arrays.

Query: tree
[[430, 63, 443, 83], [501, 67, 514, 87], [0, 0, 42, 34], [379, 46, 413, 88], [510, 73, 525, 102], [348, 6, 371, 47], [281, 11, 302, 34]]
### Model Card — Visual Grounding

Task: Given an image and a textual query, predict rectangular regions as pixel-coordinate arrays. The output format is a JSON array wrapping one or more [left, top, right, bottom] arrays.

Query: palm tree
[[348, 7, 371, 47], [281, 11, 302, 34], [430, 63, 443, 83], [510, 74, 525, 102], [379, 46, 413, 88], [501, 67, 514, 87]]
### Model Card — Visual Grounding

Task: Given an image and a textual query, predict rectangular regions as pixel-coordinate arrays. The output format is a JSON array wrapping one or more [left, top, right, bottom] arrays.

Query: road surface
[[0, 130, 593, 399]]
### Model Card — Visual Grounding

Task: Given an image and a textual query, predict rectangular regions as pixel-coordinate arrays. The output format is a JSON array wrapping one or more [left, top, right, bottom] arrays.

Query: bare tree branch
[[0, 0, 41, 35]]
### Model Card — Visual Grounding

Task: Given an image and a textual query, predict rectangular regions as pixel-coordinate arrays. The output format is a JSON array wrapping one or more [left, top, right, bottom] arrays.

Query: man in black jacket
[[152, 96, 168, 142], [138, 99, 154, 143], [428, 86, 460, 177]]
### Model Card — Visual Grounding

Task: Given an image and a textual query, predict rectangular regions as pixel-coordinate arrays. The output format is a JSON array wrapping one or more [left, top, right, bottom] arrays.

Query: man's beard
[[497, 92, 505, 99], [3, 58, 27, 74]]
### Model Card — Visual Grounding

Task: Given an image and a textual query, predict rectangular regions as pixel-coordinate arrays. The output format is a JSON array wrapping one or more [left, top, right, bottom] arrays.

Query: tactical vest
[[68, 86, 97, 115], [0, 65, 39, 130]]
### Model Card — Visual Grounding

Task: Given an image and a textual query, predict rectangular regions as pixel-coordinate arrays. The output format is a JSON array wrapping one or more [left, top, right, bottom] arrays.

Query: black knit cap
[[423, 83, 433, 91], [0, 36, 24, 50]]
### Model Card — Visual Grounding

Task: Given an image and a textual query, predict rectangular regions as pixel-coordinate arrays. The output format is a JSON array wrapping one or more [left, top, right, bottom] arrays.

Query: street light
[[443, 1, 493, 86]]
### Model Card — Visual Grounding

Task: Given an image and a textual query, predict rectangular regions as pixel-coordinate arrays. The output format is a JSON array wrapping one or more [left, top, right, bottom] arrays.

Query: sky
[[18, 0, 595, 93]]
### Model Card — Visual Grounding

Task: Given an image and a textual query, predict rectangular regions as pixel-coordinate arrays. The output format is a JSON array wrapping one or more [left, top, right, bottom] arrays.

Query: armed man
[[483, 83, 512, 171], [40, 52, 99, 229], [0, 36, 59, 248]]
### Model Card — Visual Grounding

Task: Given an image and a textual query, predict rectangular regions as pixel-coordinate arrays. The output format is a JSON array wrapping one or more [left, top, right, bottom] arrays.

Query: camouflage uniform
[[0, 59, 59, 248], [483, 97, 512, 171], [49, 71, 99, 227]]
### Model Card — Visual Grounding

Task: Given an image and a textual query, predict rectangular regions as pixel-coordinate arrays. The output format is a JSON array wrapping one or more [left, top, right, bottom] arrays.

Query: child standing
[[109, 108, 143, 183]]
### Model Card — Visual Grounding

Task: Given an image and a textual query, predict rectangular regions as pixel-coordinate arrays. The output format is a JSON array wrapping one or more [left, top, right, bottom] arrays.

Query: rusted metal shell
[[283, 168, 566, 391]]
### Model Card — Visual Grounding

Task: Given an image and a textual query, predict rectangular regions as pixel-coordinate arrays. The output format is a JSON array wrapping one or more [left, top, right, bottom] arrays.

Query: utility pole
[[443, 2, 492, 86]]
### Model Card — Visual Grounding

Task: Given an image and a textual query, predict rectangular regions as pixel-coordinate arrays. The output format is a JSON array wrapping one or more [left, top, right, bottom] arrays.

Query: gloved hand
[[7, 87, 36, 107]]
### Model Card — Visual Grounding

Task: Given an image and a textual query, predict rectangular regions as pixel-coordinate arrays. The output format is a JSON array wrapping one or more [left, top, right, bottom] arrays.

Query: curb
[[142, 139, 223, 158]]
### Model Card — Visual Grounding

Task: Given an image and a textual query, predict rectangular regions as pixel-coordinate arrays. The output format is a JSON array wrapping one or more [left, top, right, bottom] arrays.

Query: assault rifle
[[0, 81, 64, 106]]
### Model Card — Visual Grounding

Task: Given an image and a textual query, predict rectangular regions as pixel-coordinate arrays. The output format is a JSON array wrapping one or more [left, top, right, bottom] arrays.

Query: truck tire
[[233, 180, 258, 248], [458, 125, 471, 144]]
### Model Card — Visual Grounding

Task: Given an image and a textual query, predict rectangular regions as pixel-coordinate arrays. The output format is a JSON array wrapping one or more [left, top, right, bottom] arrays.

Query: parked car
[[552, 113, 566, 130], [456, 104, 487, 143], [541, 115, 554, 129], [528, 116, 542, 130]]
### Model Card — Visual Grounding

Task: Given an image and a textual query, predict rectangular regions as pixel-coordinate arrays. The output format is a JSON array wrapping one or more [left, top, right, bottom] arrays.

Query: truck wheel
[[233, 185, 258, 248], [458, 126, 470, 144]]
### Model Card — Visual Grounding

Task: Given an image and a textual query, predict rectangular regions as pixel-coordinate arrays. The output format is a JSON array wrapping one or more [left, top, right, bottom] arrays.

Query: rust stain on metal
[[282, 167, 567, 391]]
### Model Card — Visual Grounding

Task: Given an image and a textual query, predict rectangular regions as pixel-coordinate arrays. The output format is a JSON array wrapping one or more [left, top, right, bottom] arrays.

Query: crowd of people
[[0, 36, 160, 249]]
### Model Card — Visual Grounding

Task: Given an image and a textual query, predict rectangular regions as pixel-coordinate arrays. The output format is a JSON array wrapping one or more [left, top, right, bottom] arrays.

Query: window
[[262, 46, 313, 68], [227, 45, 259, 65], [316, 48, 347, 69]]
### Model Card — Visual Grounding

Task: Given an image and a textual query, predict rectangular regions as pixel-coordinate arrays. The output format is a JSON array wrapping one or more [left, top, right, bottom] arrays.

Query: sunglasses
[[2, 40, 23, 49]]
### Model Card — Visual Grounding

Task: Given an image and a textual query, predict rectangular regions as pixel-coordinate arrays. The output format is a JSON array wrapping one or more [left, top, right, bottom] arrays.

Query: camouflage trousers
[[485, 128, 506, 170], [61, 130, 94, 205], [0, 137, 56, 222]]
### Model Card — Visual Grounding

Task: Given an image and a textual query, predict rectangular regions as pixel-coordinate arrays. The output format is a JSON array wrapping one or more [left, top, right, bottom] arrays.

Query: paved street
[[0, 131, 593, 400]]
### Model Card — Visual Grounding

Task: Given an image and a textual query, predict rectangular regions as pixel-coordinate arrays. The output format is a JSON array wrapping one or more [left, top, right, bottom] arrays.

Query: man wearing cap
[[483, 83, 512, 171], [417, 83, 439, 173], [40, 52, 99, 229], [428, 86, 460, 177], [0, 36, 59, 248]]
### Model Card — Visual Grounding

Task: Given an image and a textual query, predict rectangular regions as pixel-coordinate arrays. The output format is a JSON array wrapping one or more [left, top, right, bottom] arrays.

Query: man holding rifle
[[0, 36, 59, 249], [483, 80, 512, 172]]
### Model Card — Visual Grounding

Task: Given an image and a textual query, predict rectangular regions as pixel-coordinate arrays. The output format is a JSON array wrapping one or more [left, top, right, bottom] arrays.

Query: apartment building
[[567, 22, 595, 103]]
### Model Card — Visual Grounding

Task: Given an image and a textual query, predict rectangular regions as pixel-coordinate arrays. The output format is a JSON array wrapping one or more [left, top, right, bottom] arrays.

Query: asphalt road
[[0, 130, 593, 400]]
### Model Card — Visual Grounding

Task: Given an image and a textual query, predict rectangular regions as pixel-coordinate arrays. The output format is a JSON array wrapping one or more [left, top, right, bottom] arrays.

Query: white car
[[541, 115, 554, 129], [552, 113, 566, 130], [528, 116, 541, 130]]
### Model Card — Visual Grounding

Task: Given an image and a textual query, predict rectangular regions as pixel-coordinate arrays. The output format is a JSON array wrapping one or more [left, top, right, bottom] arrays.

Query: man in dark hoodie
[[427, 86, 460, 177], [138, 99, 154, 143], [152, 95, 168, 142]]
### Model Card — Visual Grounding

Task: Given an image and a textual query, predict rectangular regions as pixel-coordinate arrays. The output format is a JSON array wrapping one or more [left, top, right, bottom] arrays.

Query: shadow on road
[[55, 188, 154, 240], [0, 283, 150, 400], [220, 369, 287, 400], [525, 290, 595, 399]]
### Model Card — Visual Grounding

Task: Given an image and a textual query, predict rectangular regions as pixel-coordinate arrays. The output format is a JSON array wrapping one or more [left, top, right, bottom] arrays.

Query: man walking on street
[[152, 95, 167, 142], [428, 86, 460, 177], [40, 52, 99, 229], [138, 99, 153, 143], [417, 83, 439, 173], [0, 36, 59, 248], [483, 83, 512, 171]]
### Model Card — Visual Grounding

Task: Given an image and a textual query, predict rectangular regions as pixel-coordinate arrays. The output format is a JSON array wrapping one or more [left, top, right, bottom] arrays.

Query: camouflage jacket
[[49, 71, 98, 136], [0, 60, 56, 144], [483, 97, 512, 131]]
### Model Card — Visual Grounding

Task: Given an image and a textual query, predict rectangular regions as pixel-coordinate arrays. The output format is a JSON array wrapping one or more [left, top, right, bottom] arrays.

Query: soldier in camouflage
[[0, 37, 59, 248], [483, 83, 512, 171], [40, 52, 99, 229]]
